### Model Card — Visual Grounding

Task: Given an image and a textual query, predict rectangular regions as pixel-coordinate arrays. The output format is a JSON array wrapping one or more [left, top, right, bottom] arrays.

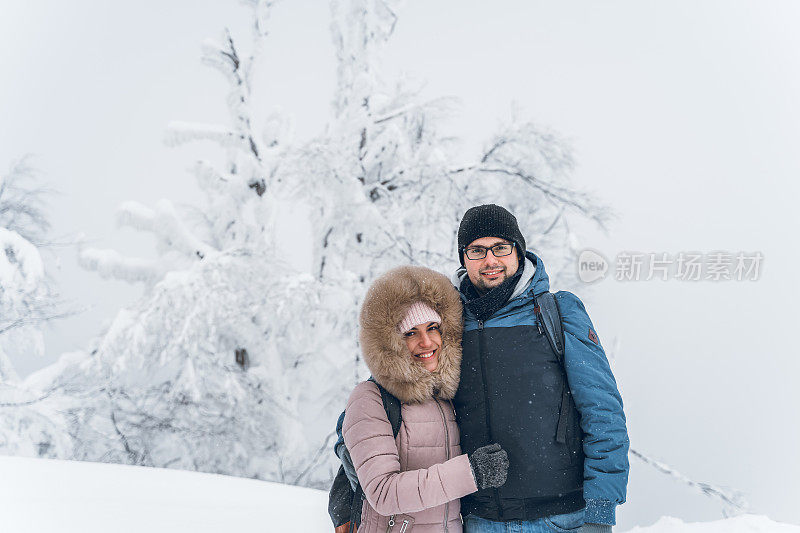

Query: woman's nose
[[418, 331, 433, 347]]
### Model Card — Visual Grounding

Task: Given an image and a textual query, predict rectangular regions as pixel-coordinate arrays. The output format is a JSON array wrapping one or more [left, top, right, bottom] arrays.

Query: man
[[451, 204, 629, 533]]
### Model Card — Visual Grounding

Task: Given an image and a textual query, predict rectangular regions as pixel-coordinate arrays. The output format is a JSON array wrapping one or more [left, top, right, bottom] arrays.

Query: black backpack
[[327, 291, 567, 530], [328, 377, 402, 532]]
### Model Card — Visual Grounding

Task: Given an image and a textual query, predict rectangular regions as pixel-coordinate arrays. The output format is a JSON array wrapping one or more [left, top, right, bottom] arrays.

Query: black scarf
[[459, 267, 524, 323]]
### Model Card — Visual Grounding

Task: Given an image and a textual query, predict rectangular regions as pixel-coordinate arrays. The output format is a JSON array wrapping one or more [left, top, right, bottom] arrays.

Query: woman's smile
[[404, 321, 442, 372]]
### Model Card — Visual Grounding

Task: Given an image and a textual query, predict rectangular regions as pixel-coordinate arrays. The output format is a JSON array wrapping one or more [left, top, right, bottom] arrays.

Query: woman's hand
[[468, 443, 509, 490]]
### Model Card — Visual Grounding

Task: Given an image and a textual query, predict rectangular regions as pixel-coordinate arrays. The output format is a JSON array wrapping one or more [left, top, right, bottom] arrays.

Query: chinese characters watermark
[[578, 249, 763, 283]]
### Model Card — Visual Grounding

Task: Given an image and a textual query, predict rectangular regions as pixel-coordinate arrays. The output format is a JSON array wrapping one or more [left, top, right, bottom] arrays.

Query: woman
[[342, 265, 508, 533]]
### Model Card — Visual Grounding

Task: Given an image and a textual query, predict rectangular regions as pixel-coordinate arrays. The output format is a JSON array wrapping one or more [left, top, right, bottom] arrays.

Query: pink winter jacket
[[345, 265, 476, 532], [343, 381, 478, 533]]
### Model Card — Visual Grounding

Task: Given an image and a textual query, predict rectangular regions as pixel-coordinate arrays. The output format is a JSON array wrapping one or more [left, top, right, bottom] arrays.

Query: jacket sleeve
[[342, 381, 478, 516], [555, 291, 630, 526]]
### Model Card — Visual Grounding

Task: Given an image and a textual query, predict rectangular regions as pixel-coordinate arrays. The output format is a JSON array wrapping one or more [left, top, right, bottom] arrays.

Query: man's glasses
[[463, 243, 515, 260]]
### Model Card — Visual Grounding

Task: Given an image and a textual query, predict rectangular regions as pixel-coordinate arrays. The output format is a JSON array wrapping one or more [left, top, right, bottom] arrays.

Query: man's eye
[[495, 245, 512, 252]]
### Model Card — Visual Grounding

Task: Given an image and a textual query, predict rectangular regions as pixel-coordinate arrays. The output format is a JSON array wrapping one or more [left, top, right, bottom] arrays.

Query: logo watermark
[[577, 249, 609, 283], [578, 250, 763, 283]]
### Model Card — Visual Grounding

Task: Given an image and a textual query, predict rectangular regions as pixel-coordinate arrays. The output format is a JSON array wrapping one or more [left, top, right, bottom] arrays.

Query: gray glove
[[579, 524, 611, 533], [468, 443, 509, 489]]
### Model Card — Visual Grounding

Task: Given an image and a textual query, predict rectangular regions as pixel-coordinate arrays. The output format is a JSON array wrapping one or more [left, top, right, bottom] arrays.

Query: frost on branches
[[59, 251, 355, 483], [304, 0, 611, 290], [60, 0, 608, 489], [0, 159, 56, 370], [0, 159, 72, 459], [66, 0, 358, 487]]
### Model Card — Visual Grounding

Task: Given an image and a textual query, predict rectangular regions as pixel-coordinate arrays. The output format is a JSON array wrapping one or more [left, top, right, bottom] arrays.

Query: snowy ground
[[0, 456, 796, 533], [0, 455, 329, 532]]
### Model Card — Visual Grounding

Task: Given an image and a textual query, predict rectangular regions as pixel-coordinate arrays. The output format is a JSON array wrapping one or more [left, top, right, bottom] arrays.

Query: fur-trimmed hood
[[359, 265, 463, 404]]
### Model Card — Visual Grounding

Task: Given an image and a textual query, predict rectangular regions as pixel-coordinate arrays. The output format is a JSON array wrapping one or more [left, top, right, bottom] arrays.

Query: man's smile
[[481, 267, 505, 279]]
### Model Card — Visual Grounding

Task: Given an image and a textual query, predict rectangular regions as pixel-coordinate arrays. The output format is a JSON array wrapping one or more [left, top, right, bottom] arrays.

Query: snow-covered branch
[[0, 157, 52, 247], [116, 200, 216, 259], [78, 248, 162, 285], [238, 0, 277, 38], [1, 161, 75, 386], [476, 166, 611, 229], [164, 121, 244, 149], [200, 29, 264, 164], [630, 448, 749, 517]]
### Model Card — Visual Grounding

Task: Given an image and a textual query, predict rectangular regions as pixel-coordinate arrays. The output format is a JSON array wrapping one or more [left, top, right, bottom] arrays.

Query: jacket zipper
[[477, 320, 504, 519], [435, 397, 451, 532], [385, 515, 411, 533]]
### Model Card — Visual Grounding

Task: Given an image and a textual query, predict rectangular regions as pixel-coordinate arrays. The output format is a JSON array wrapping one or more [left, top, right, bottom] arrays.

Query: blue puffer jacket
[[452, 251, 629, 525]]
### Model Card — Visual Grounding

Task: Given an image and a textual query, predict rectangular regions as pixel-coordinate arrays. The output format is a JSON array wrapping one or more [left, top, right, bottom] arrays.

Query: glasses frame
[[462, 242, 516, 261]]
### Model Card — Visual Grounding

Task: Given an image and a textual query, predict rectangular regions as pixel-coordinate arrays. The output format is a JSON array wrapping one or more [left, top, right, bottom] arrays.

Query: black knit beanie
[[457, 204, 526, 266]]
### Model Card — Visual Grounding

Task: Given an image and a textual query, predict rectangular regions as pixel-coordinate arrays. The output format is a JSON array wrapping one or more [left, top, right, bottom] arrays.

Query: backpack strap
[[342, 378, 402, 532], [368, 376, 402, 438], [533, 291, 572, 444], [533, 291, 565, 358]]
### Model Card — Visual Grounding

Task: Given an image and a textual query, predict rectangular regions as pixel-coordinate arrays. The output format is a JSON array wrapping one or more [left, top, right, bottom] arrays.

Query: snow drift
[[1, 456, 796, 533]]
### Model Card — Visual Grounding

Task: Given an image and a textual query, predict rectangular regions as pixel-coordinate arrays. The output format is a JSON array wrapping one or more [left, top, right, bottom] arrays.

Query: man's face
[[463, 237, 519, 293]]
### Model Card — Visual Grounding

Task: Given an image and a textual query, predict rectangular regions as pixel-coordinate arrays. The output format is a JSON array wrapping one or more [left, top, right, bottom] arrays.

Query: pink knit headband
[[397, 302, 442, 334]]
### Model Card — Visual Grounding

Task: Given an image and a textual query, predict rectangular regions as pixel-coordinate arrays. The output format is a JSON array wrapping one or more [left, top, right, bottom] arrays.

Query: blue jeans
[[463, 508, 585, 533]]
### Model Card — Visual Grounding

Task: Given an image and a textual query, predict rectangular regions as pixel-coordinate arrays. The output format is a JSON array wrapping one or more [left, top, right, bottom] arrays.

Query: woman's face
[[403, 321, 442, 372]]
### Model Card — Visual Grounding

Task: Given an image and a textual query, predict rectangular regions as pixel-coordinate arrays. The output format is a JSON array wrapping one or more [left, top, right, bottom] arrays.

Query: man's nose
[[483, 252, 501, 266]]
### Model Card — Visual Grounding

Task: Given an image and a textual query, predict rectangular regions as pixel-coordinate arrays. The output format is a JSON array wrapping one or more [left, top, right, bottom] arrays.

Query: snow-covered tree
[[61, 252, 356, 482], [0, 158, 64, 372], [0, 227, 44, 382], [0, 158, 72, 458], [62, 1, 358, 487], [299, 0, 610, 379], [60, 0, 608, 488]]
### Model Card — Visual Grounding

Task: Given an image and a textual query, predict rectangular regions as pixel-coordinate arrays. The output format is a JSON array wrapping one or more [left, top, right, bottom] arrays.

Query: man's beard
[[474, 268, 510, 294], [461, 267, 524, 323]]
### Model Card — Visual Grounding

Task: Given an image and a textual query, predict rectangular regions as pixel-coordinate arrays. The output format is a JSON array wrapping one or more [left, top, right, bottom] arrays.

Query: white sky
[[1, 1, 799, 529]]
